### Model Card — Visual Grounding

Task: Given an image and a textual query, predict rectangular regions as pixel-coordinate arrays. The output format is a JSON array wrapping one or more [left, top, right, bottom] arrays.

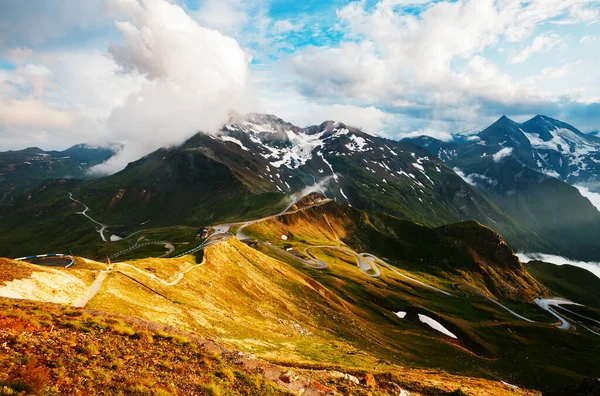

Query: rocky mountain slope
[[407, 115, 600, 261], [414, 115, 600, 188], [0, 144, 115, 203], [0, 113, 544, 259]]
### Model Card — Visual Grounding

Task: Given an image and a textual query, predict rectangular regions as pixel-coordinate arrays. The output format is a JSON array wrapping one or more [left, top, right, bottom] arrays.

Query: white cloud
[[492, 147, 513, 162], [282, 103, 390, 136], [0, 0, 250, 172], [272, 20, 304, 35], [523, 61, 581, 85], [190, 0, 249, 37], [575, 185, 600, 213], [400, 128, 454, 142], [86, 0, 250, 174], [285, 0, 599, 134], [580, 34, 599, 43], [290, 41, 389, 101], [516, 252, 600, 280], [504, 0, 597, 42], [551, 4, 599, 25], [509, 33, 565, 64], [0, 99, 74, 129], [453, 168, 495, 188], [304, 104, 389, 135]]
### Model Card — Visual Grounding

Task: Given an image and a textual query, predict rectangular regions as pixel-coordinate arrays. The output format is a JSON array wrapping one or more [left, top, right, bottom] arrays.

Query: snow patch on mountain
[[318, 150, 338, 182], [345, 134, 369, 152], [257, 129, 326, 169], [221, 136, 250, 151], [541, 169, 560, 178]]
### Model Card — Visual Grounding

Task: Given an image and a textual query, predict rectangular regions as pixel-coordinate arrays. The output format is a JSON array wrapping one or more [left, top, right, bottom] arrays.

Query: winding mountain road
[[72, 258, 207, 308], [68, 192, 108, 242], [534, 297, 580, 330], [61, 190, 597, 335], [236, 195, 299, 241], [225, 194, 597, 333], [304, 246, 382, 277]]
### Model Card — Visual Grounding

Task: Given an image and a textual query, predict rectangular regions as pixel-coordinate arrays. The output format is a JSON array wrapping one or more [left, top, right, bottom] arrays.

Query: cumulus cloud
[[516, 252, 600, 279], [400, 128, 454, 142], [290, 41, 388, 101], [492, 147, 513, 162], [190, 0, 249, 37], [0, 0, 251, 165], [509, 33, 565, 64], [286, 0, 599, 134], [89, 0, 250, 174]]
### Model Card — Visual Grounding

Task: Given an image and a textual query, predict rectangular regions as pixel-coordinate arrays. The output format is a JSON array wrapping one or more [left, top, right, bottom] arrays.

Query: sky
[[1, 0, 599, 172]]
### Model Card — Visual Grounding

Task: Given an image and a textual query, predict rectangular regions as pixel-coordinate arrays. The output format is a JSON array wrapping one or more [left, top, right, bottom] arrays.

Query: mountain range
[[406, 114, 600, 261], [3, 113, 600, 262], [0, 144, 115, 204], [0, 113, 527, 258], [410, 114, 600, 187], [2, 113, 600, 395]]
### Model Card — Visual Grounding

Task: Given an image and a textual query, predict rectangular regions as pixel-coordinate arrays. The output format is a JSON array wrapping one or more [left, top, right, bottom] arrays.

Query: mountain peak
[[477, 115, 531, 153], [521, 114, 585, 141], [226, 112, 296, 134], [494, 115, 517, 126]]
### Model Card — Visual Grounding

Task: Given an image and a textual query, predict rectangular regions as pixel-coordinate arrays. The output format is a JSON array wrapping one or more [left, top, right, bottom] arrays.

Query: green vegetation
[[526, 261, 600, 310], [1, 167, 599, 395], [113, 244, 170, 261], [0, 299, 288, 395], [0, 145, 114, 204]]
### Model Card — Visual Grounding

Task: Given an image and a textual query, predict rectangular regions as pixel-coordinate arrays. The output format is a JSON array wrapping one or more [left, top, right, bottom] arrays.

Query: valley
[[2, 190, 600, 395]]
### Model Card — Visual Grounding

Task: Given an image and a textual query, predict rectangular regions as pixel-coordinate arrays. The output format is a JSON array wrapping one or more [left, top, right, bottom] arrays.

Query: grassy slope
[[525, 261, 600, 310], [78, 237, 592, 393], [0, 299, 288, 396], [240, 203, 600, 391], [0, 174, 288, 259], [245, 201, 545, 302], [1, 201, 599, 393], [0, 257, 539, 396]]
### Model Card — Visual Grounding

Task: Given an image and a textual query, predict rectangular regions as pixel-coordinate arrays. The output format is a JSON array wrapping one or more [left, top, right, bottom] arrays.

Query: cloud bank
[[516, 252, 600, 279], [90, 0, 250, 174]]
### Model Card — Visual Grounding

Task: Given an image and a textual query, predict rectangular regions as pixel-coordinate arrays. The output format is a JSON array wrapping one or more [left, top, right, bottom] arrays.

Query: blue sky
[[1, 0, 599, 156]]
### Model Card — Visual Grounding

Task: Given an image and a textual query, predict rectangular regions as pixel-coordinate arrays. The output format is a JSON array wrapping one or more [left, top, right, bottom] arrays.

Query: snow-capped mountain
[[202, 113, 451, 206], [409, 115, 600, 189], [0, 144, 115, 203], [4, 112, 543, 257], [6, 113, 600, 261], [519, 115, 600, 184], [406, 114, 600, 261]]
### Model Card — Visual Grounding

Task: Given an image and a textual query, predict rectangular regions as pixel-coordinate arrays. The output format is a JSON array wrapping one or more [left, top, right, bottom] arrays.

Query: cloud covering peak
[[90, 0, 250, 174]]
